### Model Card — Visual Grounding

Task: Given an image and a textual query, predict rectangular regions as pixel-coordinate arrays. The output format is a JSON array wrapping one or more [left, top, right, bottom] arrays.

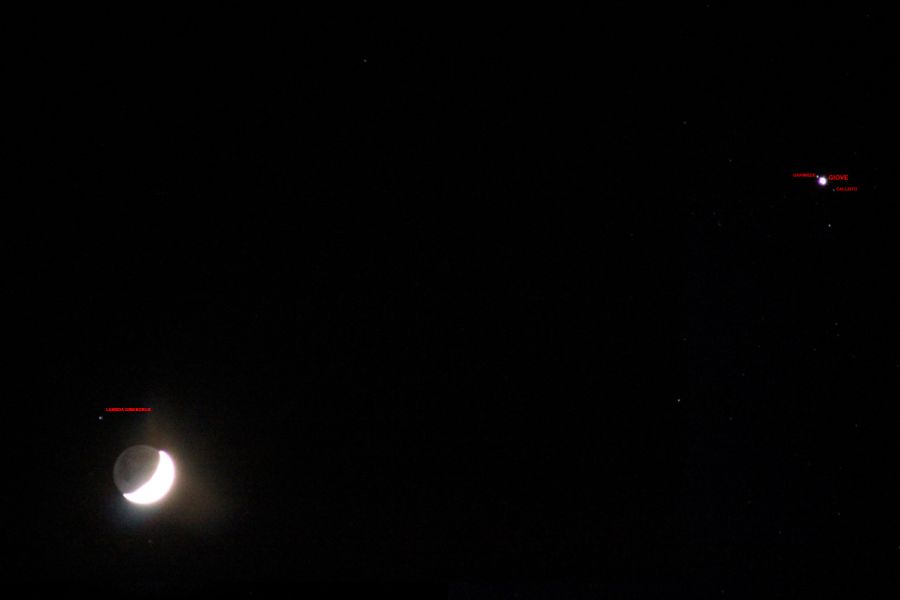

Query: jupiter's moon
[[113, 445, 176, 505]]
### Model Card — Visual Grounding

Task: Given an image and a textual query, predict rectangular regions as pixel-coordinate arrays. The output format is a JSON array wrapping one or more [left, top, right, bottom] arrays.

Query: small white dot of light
[[818, 176, 828, 186]]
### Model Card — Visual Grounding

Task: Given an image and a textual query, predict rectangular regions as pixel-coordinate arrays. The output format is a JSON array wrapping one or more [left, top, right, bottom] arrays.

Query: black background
[[6, 7, 897, 593]]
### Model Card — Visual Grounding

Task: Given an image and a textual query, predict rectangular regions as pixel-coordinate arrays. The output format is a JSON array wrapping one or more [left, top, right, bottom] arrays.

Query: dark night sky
[[6, 7, 897, 594]]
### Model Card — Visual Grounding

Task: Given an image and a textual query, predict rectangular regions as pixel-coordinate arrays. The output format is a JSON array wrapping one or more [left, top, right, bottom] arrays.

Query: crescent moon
[[123, 450, 176, 504]]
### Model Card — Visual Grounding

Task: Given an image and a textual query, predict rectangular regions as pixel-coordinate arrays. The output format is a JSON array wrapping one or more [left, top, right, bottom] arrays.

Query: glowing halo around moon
[[123, 450, 176, 505]]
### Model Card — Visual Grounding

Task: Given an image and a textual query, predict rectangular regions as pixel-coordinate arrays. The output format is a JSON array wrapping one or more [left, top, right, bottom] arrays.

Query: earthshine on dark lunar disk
[[113, 445, 176, 504]]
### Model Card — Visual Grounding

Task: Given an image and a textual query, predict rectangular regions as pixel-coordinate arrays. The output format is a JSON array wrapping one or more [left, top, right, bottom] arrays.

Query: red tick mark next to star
[[105, 407, 153, 412]]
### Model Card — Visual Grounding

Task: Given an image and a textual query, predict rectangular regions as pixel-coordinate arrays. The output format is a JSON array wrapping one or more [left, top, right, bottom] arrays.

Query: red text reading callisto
[[105, 407, 153, 412]]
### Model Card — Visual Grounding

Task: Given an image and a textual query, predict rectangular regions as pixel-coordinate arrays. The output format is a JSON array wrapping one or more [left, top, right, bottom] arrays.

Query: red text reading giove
[[105, 407, 153, 412]]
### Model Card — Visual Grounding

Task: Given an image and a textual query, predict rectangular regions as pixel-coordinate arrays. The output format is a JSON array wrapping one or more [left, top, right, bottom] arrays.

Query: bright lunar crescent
[[113, 445, 176, 505]]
